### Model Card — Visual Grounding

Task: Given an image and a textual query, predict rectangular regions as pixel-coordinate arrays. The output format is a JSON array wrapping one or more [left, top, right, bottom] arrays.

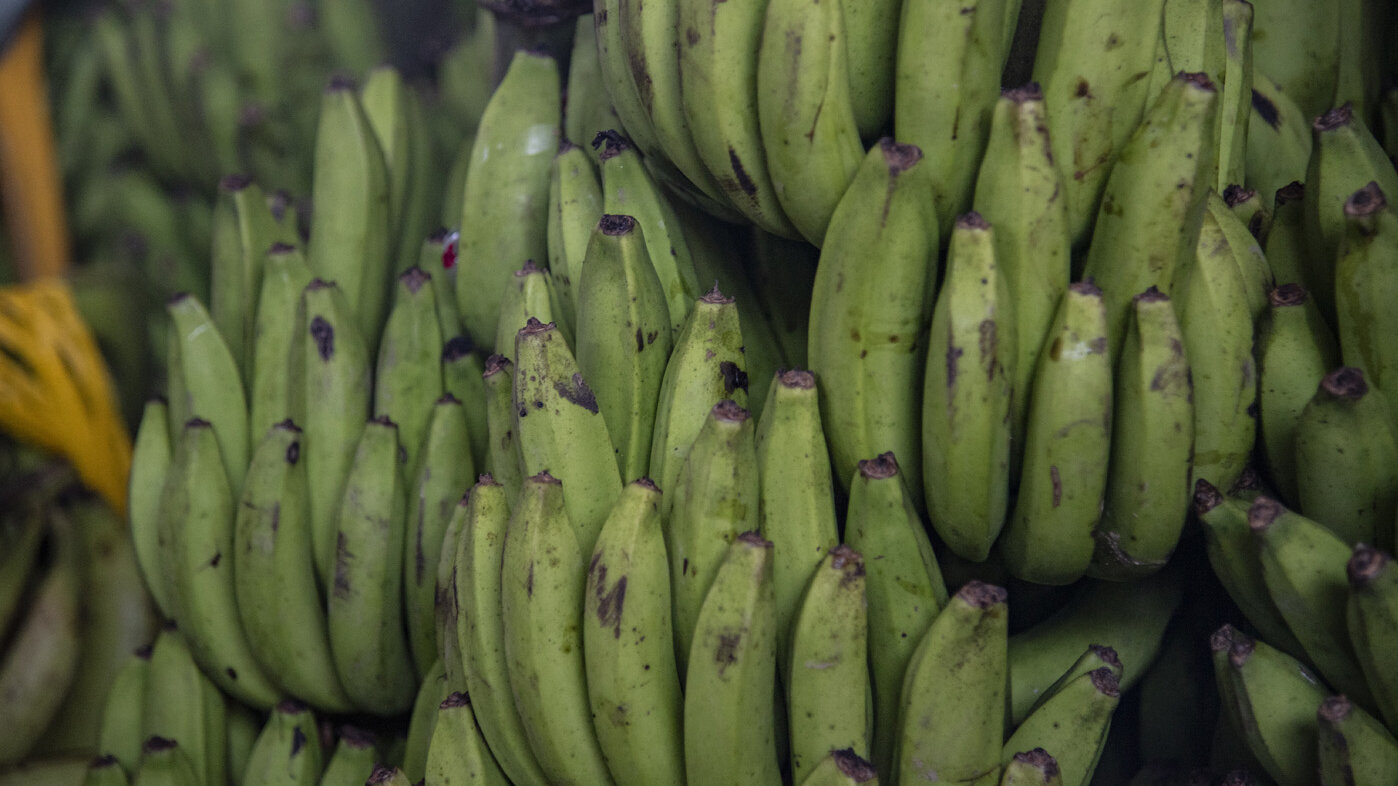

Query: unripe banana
[[226, 701, 261, 786], [159, 419, 282, 708], [971, 84, 1072, 465], [1210, 625, 1328, 786], [1003, 668, 1121, 786], [895, 0, 1011, 236], [547, 141, 604, 330], [1225, 185, 1272, 243], [97, 645, 151, 774], [1079, 72, 1218, 357], [1335, 182, 1398, 428], [896, 580, 1008, 786], [1000, 282, 1112, 585], [1024, 644, 1123, 722], [1316, 694, 1398, 786], [423, 692, 510, 786], [499, 472, 616, 785], [132, 737, 201, 786], [328, 416, 417, 715], [404, 396, 475, 677], [403, 659, 449, 782], [564, 18, 620, 172], [676, 0, 802, 237], [684, 532, 782, 786], [787, 545, 870, 784], [809, 139, 937, 503], [844, 452, 948, 778], [233, 420, 355, 712], [1090, 288, 1194, 580], [306, 78, 393, 350], [583, 478, 685, 786], [921, 212, 1016, 561], [360, 66, 420, 280], [1249, 496, 1373, 707], [209, 175, 284, 382], [239, 700, 324, 785], [1263, 182, 1317, 297], [290, 279, 371, 588], [128, 398, 172, 618], [757, 0, 863, 245], [1245, 73, 1313, 215], [594, 0, 663, 163], [1029, 0, 1167, 246], [513, 318, 623, 559], [1346, 545, 1398, 730], [166, 292, 249, 496], [452, 477, 550, 786], [318, 726, 379, 786], [1250, 0, 1339, 120], [142, 627, 226, 786], [1205, 191, 1275, 324], [436, 496, 469, 694], [455, 51, 560, 352], [482, 354, 524, 500], [1215, 0, 1254, 192], [494, 261, 571, 368], [648, 287, 750, 510], [374, 267, 446, 474], [574, 214, 674, 482], [1294, 367, 1398, 550], [1255, 284, 1340, 507], [249, 244, 315, 441], [441, 335, 490, 472]]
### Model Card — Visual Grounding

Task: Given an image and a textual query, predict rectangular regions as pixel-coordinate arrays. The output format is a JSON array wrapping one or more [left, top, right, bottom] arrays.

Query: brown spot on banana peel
[[400, 266, 431, 293], [1090, 666, 1120, 697], [720, 361, 749, 395], [1012, 749, 1060, 779], [291, 726, 307, 756], [715, 632, 741, 675], [945, 344, 963, 390], [1192, 478, 1225, 516], [526, 561, 534, 598], [1315, 103, 1355, 133], [443, 335, 476, 363], [1320, 366, 1369, 401], [441, 691, 471, 710], [309, 316, 334, 361], [555, 373, 600, 413], [858, 451, 900, 479], [590, 559, 628, 639], [1345, 181, 1387, 218], [333, 532, 353, 599], [832, 749, 877, 781], [957, 579, 1008, 609], [1270, 283, 1309, 308], [1348, 543, 1387, 588], [1050, 465, 1061, 507], [728, 148, 759, 197]]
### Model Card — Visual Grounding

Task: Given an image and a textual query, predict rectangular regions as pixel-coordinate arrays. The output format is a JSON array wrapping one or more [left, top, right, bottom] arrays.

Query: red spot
[[442, 231, 460, 270]]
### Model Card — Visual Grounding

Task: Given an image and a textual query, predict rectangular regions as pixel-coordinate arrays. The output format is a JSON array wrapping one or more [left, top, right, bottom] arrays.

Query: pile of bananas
[[14, 0, 1398, 782]]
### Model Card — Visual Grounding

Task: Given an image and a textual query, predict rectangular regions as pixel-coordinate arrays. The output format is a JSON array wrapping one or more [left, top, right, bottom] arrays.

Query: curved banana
[[141, 627, 226, 786], [239, 701, 323, 785], [1317, 693, 1398, 786], [1244, 72, 1313, 213], [583, 478, 685, 786], [209, 175, 283, 382], [1347, 544, 1398, 730], [547, 141, 604, 330], [494, 261, 571, 368], [441, 335, 490, 472], [1249, 0, 1339, 120], [482, 354, 524, 500], [166, 292, 249, 496], [127, 398, 173, 619], [424, 692, 510, 786], [1215, 0, 1254, 192], [97, 645, 151, 774], [565, 16, 620, 168], [319, 727, 381, 786], [131, 737, 202, 786], [374, 267, 446, 474], [1335, 182, 1398, 428], [808, 139, 937, 503], [1002, 668, 1120, 786], [249, 244, 315, 441], [403, 659, 449, 782]]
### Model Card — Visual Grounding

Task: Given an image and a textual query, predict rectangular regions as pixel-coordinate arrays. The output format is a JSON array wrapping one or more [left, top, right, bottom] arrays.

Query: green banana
[[441, 335, 490, 473], [1335, 181, 1398, 428], [1206, 191, 1275, 325], [422, 233, 464, 340], [1250, 0, 1339, 120], [1215, 0, 1254, 192], [512, 317, 623, 559], [1317, 693, 1398, 786], [574, 213, 674, 482], [455, 50, 560, 352], [1264, 181, 1320, 306], [1007, 569, 1182, 725], [998, 750, 1063, 786], [683, 532, 782, 786], [482, 354, 524, 500], [843, 452, 948, 778], [675, 0, 802, 236], [799, 749, 879, 786], [1024, 644, 1123, 722], [754, 368, 840, 679], [1003, 668, 1120, 786], [1245, 73, 1313, 215], [166, 293, 249, 496], [895, 0, 1011, 236], [226, 701, 262, 786], [127, 399, 172, 618], [1346, 544, 1398, 730], [564, 16, 619, 168], [921, 212, 1016, 562], [436, 497, 469, 694], [1225, 185, 1272, 243], [1079, 72, 1218, 356], [233, 420, 355, 712], [424, 692, 510, 786], [787, 545, 870, 784], [327, 416, 416, 715], [1210, 625, 1328, 786], [1029, 0, 1167, 246], [594, 0, 663, 162], [808, 139, 937, 503], [594, 131, 703, 334], [1294, 367, 1398, 549], [1249, 496, 1373, 707], [971, 83, 1072, 467], [142, 627, 226, 786], [1090, 288, 1194, 580], [896, 580, 1008, 786], [249, 244, 315, 442], [209, 175, 284, 383], [404, 396, 475, 678], [374, 267, 446, 475], [362, 66, 433, 282], [547, 142, 604, 331], [403, 659, 449, 782], [648, 286, 749, 510], [452, 476, 550, 786], [291, 279, 371, 587], [1193, 480, 1310, 660], [159, 419, 282, 708], [499, 472, 615, 785], [583, 478, 686, 786], [0, 519, 81, 766], [97, 646, 151, 774], [1000, 282, 1113, 586], [131, 737, 201, 786], [306, 78, 393, 351], [239, 701, 324, 785], [494, 261, 570, 368], [756, 0, 863, 245], [318, 727, 380, 786], [1255, 284, 1341, 507]]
